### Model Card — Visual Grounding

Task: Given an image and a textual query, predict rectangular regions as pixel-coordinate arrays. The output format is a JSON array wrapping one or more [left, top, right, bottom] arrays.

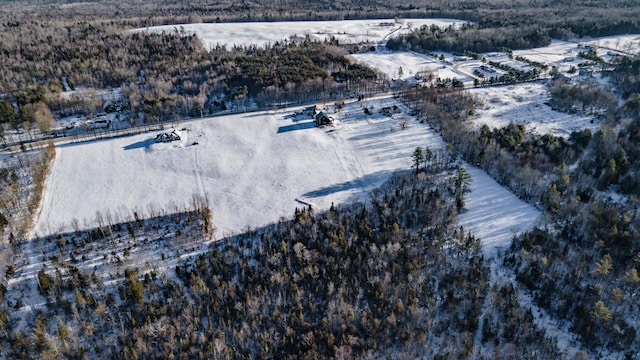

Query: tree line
[[400, 84, 585, 202], [386, 23, 552, 54]]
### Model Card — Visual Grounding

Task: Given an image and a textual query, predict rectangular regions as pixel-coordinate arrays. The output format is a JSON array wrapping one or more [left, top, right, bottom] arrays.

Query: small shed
[[303, 105, 317, 117], [294, 105, 318, 118], [380, 105, 399, 117]]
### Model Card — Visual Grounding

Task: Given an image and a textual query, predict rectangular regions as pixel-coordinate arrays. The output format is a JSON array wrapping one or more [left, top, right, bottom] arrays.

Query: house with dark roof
[[314, 111, 333, 126]]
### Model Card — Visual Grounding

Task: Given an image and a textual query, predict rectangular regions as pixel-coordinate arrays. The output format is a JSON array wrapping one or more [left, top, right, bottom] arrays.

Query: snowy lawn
[[34, 97, 446, 238], [581, 34, 640, 55], [134, 18, 466, 49], [512, 36, 640, 71], [512, 40, 581, 65]]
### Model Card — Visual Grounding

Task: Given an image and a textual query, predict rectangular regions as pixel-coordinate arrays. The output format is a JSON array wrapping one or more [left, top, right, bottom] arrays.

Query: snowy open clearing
[[349, 50, 442, 81], [470, 82, 599, 137], [512, 40, 582, 65], [33, 95, 543, 257], [458, 165, 541, 254], [135, 18, 466, 49], [34, 97, 447, 238], [581, 34, 640, 55], [511, 38, 639, 73], [349, 50, 475, 86]]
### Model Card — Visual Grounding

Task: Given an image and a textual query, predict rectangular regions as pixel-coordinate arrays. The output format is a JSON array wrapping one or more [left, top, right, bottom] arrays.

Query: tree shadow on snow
[[302, 170, 394, 198], [123, 138, 156, 151], [277, 121, 316, 134]]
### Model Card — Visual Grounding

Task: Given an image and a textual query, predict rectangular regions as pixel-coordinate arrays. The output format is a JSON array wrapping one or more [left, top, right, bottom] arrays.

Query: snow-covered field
[[39, 22, 631, 247], [581, 34, 640, 55], [470, 83, 599, 137], [349, 50, 442, 81], [350, 50, 476, 86], [512, 40, 581, 65], [135, 18, 466, 49], [33, 95, 542, 257], [458, 165, 540, 253], [34, 98, 447, 238], [35, 18, 615, 250], [512, 36, 640, 71]]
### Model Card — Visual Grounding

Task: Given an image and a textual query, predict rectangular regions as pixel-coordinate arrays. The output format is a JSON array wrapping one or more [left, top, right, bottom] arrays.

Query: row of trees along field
[[0, 168, 565, 359], [386, 5, 640, 55], [0, 145, 55, 239], [399, 84, 585, 203], [386, 23, 552, 54], [0, 143, 55, 325]]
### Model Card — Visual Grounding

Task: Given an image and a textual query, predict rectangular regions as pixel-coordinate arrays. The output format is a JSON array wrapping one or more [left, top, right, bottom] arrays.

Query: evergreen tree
[[412, 147, 424, 174], [593, 254, 613, 277], [0, 212, 7, 232], [424, 147, 433, 169], [591, 300, 612, 321], [0, 101, 14, 126], [454, 166, 472, 211]]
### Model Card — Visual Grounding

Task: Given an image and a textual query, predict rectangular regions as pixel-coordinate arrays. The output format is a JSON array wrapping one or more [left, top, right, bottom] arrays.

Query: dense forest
[[386, 17, 640, 55], [498, 56, 640, 356], [0, 169, 563, 359], [386, 23, 553, 54]]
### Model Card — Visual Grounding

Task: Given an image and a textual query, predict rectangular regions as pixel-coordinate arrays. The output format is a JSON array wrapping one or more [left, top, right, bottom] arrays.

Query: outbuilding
[[155, 130, 181, 143]]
